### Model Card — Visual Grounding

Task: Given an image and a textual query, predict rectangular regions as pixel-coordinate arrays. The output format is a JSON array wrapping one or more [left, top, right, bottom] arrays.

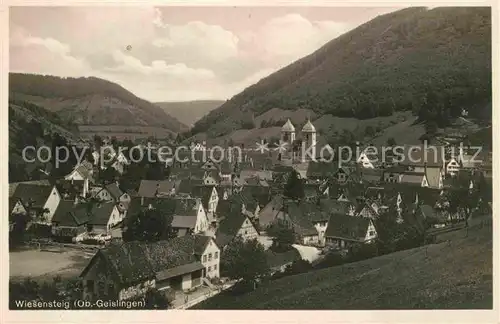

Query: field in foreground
[[9, 247, 93, 282], [195, 222, 492, 310]]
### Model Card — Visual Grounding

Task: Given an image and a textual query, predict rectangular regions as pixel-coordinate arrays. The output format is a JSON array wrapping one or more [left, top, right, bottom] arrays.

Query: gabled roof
[[324, 213, 371, 242], [51, 200, 90, 226], [12, 184, 54, 208], [285, 201, 330, 236], [81, 236, 213, 285], [104, 183, 124, 201], [398, 145, 445, 167], [88, 202, 116, 226], [190, 185, 215, 209], [215, 213, 255, 247], [400, 172, 425, 185], [55, 180, 85, 199], [9, 180, 51, 197]]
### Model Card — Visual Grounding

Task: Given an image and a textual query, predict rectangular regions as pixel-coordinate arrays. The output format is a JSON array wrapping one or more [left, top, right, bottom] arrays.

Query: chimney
[[74, 196, 79, 205]]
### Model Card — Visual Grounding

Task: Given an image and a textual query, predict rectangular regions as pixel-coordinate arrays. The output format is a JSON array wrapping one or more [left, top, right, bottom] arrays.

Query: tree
[[133, 288, 171, 309], [99, 166, 118, 184], [364, 125, 376, 137], [425, 120, 438, 135], [387, 137, 397, 146], [266, 221, 295, 250], [220, 236, 268, 283], [123, 206, 175, 242], [284, 170, 304, 201]]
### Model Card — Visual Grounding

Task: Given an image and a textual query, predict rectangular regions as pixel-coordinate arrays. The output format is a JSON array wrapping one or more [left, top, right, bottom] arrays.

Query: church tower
[[301, 119, 317, 161], [281, 118, 296, 146]]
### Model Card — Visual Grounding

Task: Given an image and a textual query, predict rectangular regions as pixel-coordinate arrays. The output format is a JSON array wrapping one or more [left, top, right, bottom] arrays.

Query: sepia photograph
[[5, 3, 494, 316]]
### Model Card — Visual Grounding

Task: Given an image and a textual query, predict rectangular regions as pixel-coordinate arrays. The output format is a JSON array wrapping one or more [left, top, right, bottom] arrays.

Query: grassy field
[[194, 221, 492, 310], [9, 247, 93, 282]]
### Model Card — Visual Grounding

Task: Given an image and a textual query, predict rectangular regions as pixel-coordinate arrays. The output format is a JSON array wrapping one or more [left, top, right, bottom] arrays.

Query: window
[[203, 255, 207, 262], [244, 230, 248, 235], [208, 253, 212, 261], [208, 266, 212, 272], [214, 252, 218, 259], [214, 264, 217, 271], [369, 231, 375, 236]]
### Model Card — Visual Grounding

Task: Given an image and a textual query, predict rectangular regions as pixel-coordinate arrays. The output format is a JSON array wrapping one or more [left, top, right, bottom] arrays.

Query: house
[[190, 185, 219, 219], [215, 213, 259, 249], [382, 165, 406, 183], [359, 168, 383, 184], [446, 156, 461, 176], [259, 194, 284, 229], [239, 169, 273, 182], [9, 197, 27, 216], [56, 179, 89, 199], [333, 166, 352, 184], [137, 180, 181, 198], [324, 213, 377, 250], [88, 202, 122, 235], [399, 172, 428, 187], [356, 148, 381, 169], [203, 170, 221, 186], [11, 184, 61, 223], [277, 201, 332, 247], [65, 161, 95, 186], [169, 198, 210, 236], [51, 200, 90, 241], [95, 183, 130, 204], [79, 235, 220, 301], [306, 161, 333, 181]]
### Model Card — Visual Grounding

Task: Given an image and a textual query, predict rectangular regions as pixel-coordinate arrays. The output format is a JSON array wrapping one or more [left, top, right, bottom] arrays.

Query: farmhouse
[[324, 213, 378, 249], [79, 235, 220, 301], [215, 213, 259, 249], [11, 183, 61, 223]]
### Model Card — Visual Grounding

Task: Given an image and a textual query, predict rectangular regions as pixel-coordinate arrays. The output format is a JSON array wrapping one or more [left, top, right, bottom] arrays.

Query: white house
[[11, 184, 61, 223], [446, 157, 461, 176]]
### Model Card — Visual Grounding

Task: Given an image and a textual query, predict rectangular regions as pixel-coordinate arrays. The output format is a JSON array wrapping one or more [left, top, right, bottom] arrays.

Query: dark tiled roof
[[9, 180, 51, 197], [12, 184, 54, 208], [324, 214, 370, 241], [190, 185, 215, 209], [56, 180, 85, 199], [104, 183, 124, 200], [216, 213, 247, 238], [137, 180, 180, 198], [52, 200, 90, 227], [171, 216, 197, 229], [84, 235, 214, 285], [89, 202, 116, 226]]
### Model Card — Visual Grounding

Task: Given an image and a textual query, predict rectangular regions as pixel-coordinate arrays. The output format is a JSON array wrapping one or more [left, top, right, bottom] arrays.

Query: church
[[280, 118, 318, 162]]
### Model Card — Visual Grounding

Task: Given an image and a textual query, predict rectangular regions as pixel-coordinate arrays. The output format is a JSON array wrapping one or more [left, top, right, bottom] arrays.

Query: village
[[8, 118, 493, 309]]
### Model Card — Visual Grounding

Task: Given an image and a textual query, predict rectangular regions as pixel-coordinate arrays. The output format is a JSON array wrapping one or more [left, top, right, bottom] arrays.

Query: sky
[[10, 6, 400, 102]]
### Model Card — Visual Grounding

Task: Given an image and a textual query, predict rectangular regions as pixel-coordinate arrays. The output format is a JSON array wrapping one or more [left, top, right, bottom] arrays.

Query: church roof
[[302, 119, 316, 133], [281, 118, 295, 132]]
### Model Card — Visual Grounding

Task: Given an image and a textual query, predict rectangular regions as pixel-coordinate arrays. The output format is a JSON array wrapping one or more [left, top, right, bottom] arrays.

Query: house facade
[[80, 236, 217, 301]]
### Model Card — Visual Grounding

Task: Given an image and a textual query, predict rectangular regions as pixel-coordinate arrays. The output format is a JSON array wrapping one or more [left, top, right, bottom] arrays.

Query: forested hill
[[188, 7, 491, 139], [9, 73, 188, 133]]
